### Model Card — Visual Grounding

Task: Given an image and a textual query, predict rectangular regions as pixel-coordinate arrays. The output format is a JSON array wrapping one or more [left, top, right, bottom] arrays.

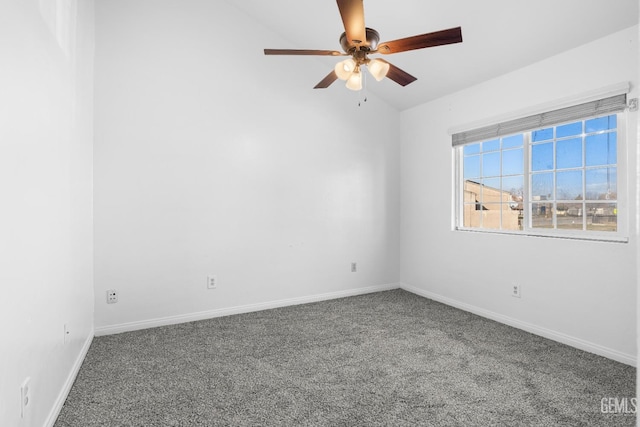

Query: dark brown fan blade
[[314, 70, 339, 89], [336, 0, 366, 47], [264, 49, 344, 56], [377, 27, 462, 54], [378, 59, 417, 86]]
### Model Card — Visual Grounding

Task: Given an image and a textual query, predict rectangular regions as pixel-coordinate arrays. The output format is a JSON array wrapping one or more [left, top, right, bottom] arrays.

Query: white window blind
[[452, 93, 628, 147]]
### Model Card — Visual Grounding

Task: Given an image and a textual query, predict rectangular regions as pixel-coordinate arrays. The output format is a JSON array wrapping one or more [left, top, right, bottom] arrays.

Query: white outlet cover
[[107, 290, 118, 303], [512, 285, 521, 298], [207, 275, 217, 289], [20, 377, 30, 418]]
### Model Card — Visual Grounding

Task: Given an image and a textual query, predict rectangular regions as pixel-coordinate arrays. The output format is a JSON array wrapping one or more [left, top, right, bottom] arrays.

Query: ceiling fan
[[264, 0, 463, 91]]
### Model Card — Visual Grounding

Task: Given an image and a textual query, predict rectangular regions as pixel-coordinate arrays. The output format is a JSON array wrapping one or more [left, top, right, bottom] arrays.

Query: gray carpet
[[55, 289, 636, 426]]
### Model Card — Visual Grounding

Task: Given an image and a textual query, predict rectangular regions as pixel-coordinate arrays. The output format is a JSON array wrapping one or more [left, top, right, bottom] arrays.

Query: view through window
[[458, 113, 620, 236]]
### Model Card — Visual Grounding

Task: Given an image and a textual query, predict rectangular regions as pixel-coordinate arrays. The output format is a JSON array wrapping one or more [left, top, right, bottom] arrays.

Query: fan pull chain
[[358, 70, 368, 107]]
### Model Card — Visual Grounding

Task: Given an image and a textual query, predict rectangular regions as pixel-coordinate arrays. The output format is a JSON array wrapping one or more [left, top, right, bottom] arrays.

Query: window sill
[[454, 227, 629, 243]]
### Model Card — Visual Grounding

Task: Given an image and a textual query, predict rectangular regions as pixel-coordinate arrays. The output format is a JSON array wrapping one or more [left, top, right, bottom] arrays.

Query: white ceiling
[[231, 0, 638, 111]]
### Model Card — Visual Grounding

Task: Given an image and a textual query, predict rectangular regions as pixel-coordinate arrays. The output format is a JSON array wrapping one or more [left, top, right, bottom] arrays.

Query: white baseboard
[[400, 283, 636, 367], [95, 283, 401, 337], [45, 331, 94, 427]]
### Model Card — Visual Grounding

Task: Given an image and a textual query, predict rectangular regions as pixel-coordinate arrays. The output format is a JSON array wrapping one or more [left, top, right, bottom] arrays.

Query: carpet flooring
[[54, 289, 636, 426]]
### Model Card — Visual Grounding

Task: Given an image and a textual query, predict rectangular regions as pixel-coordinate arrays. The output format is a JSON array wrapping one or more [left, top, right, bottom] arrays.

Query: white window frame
[[451, 84, 630, 243]]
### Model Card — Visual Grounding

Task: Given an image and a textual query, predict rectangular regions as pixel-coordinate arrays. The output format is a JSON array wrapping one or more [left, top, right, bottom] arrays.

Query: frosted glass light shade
[[335, 58, 356, 81], [367, 58, 390, 81], [345, 71, 362, 91]]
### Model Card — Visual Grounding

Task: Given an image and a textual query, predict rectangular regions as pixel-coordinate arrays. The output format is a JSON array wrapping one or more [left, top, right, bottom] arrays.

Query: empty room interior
[[2, 0, 640, 425]]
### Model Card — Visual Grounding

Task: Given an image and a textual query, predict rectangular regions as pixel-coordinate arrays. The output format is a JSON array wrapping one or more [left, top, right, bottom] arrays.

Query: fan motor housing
[[340, 27, 380, 52]]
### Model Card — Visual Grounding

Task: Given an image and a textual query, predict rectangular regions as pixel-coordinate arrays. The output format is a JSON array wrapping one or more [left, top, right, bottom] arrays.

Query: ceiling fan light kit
[[335, 58, 357, 81], [368, 59, 390, 82], [334, 56, 389, 91], [345, 69, 363, 91], [264, 0, 462, 92]]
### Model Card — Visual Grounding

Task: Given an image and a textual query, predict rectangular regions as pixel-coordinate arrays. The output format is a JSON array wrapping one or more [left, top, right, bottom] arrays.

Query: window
[[461, 135, 524, 231], [453, 92, 628, 241]]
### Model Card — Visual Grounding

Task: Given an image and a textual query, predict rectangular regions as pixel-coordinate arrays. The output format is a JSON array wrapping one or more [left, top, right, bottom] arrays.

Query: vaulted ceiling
[[231, 0, 638, 110]]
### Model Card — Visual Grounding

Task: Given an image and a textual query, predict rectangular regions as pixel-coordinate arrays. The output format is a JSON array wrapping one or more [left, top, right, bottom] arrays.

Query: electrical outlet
[[351, 262, 357, 273], [63, 324, 70, 345], [512, 284, 521, 298], [106, 289, 118, 304], [20, 377, 30, 418], [207, 275, 217, 289]]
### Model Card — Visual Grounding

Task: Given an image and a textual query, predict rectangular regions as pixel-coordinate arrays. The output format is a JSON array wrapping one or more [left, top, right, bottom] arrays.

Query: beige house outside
[[463, 180, 522, 230]]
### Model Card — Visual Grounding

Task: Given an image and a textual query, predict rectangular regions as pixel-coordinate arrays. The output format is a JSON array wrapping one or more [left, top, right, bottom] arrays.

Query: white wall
[[400, 26, 639, 365], [0, 1, 95, 426], [93, 0, 400, 332]]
